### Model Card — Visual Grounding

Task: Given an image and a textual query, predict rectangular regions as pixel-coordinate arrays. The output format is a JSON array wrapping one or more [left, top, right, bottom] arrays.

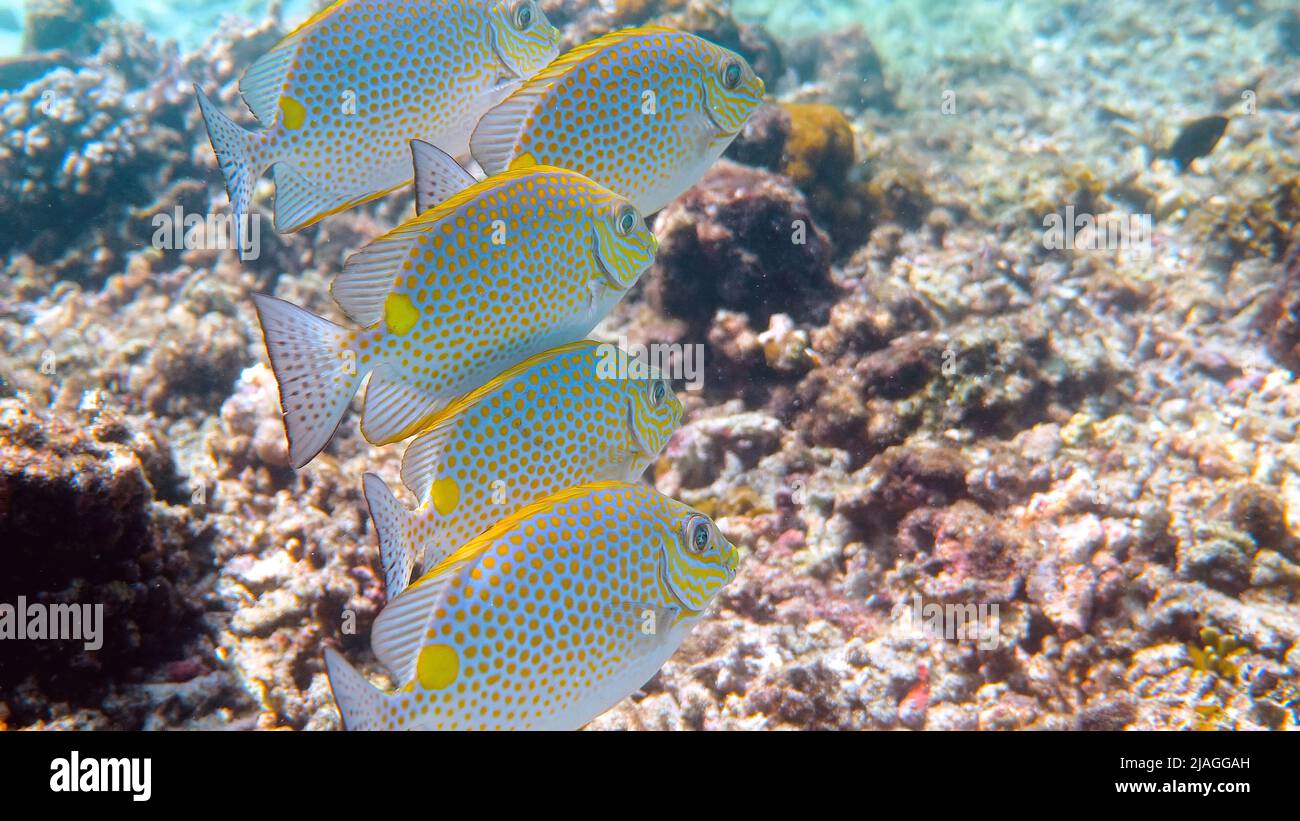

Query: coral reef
[[646, 160, 836, 337], [0, 398, 203, 719]]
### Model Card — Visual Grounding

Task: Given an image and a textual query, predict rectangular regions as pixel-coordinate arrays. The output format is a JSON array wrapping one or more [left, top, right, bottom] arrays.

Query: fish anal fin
[[361, 368, 452, 446]]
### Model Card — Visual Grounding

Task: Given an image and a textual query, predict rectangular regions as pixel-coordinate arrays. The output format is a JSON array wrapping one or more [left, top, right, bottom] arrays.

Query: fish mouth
[[723, 546, 740, 578]]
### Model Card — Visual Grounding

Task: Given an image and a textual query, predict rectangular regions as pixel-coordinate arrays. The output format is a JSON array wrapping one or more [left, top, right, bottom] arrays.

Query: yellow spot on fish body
[[509, 152, 538, 171], [431, 478, 460, 515], [416, 644, 458, 690], [384, 292, 420, 336], [279, 96, 307, 130]]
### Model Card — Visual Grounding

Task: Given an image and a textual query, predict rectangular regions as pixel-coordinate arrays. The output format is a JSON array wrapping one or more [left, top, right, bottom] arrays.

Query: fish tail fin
[[323, 648, 392, 731], [251, 293, 366, 469], [194, 84, 263, 245], [363, 472, 421, 597]]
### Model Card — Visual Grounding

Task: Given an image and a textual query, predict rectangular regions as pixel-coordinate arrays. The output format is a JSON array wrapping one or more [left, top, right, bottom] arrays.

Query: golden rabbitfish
[[252, 145, 658, 469], [324, 481, 739, 730], [365, 339, 684, 604], [195, 0, 559, 235], [470, 25, 765, 215]]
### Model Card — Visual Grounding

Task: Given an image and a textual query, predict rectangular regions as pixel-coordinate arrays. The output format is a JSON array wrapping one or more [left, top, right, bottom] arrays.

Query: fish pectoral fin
[[470, 76, 556, 175], [410, 140, 477, 215], [586, 279, 604, 314]]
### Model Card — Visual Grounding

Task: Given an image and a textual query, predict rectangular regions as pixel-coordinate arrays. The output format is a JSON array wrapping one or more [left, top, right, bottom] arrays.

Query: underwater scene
[[0, 0, 1297, 736]]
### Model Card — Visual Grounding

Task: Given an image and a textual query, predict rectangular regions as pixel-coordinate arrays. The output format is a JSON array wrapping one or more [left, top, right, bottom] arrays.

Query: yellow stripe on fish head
[[658, 503, 739, 613], [696, 40, 765, 139], [591, 195, 657, 289], [624, 370, 683, 468], [487, 0, 561, 79]]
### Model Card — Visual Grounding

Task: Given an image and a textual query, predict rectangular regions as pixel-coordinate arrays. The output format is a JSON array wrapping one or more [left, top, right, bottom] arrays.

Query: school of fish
[[197, 0, 763, 731]]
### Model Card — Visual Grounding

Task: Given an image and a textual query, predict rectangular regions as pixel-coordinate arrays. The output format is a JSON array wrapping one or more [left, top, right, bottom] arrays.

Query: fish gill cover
[[0, 0, 1295, 734]]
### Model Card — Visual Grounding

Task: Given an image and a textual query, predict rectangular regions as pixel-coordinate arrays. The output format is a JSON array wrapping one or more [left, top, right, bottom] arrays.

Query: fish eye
[[720, 59, 742, 90], [651, 379, 667, 406], [683, 516, 712, 554], [614, 204, 638, 236], [512, 1, 534, 30]]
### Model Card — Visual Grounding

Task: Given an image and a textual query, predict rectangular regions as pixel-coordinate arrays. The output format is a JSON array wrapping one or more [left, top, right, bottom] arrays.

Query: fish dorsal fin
[[361, 368, 453, 446], [239, 2, 351, 124], [531, 26, 678, 83], [330, 165, 559, 325], [470, 81, 556, 175], [410, 140, 477, 216], [470, 26, 674, 174], [371, 564, 456, 684], [240, 40, 299, 125], [330, 217, 432, 325], [432, 480, 630, 576], [398, 340, 598, 497]]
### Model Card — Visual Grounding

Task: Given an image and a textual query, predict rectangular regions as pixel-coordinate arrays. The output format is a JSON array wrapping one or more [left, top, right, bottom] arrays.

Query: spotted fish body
[[325, 481, 739, 731], [194, 0, 560, 236], [365, 339, 684, 602], [252, 157, 658, 469], [470, 25, 765, 215]]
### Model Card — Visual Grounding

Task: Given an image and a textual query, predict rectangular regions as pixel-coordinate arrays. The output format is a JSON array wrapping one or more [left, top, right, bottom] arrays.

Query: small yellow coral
[[780, 103, 856, 190], [1188, 627, 1249, 681]]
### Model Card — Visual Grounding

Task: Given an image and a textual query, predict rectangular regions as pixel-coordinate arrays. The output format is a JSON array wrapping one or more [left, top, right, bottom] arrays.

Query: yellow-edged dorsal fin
[[412, 480, 631, 588], [331, 164, 568, 326], [398, 341, 598, 499], [470, 26, 682, 174], [239, 0, 352, 124], [531, 26, 682, 83], [284, 0, 351, 39]]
